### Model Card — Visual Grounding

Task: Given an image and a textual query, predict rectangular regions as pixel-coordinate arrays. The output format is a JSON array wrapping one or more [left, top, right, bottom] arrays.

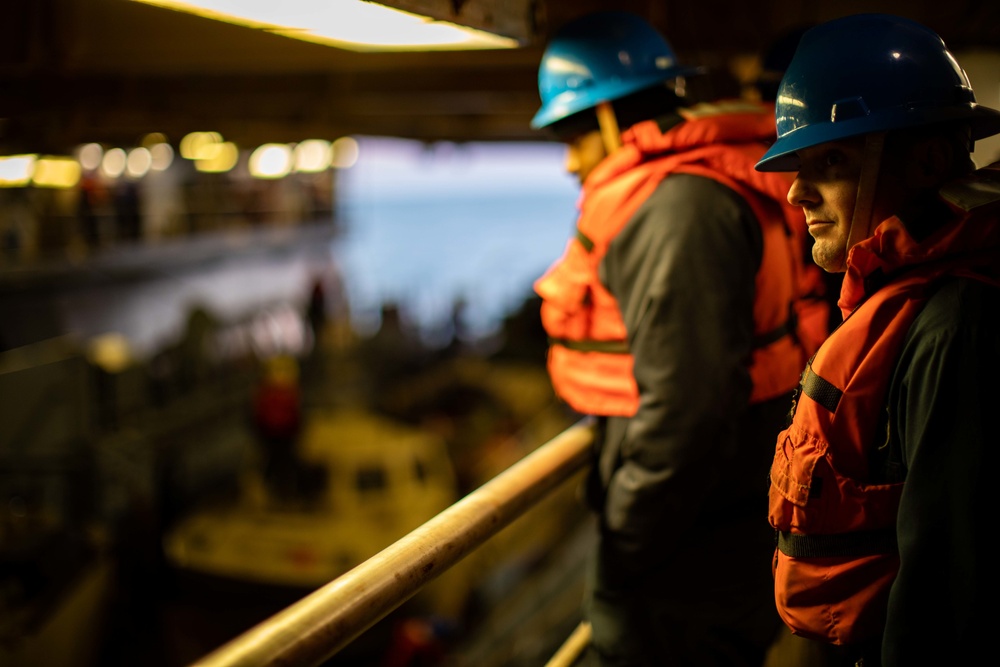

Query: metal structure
[[4, 0, 999, 153]]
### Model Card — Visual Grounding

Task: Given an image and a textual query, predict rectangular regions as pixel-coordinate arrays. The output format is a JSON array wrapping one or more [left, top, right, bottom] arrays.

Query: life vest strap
[[801, 364, 843, 413], [553, 308, 799, 356], [549, 337, 630, 354], [777, 528, 897, 559], [753, 305, 798, 349], [753, 317, 799, 349]]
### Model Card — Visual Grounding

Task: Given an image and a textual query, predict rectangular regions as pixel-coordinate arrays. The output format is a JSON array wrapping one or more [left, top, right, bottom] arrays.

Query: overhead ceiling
[[3, 0, 1000, 154]]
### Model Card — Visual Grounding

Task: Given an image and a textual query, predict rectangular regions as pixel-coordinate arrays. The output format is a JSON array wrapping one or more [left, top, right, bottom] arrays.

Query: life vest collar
[[841, 165, 1000, 315], [583, 100, 782, 194]]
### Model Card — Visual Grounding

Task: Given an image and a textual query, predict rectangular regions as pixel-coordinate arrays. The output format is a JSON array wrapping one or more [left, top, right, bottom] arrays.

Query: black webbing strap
[[753, 318, 792, 348], [576, 228, 595, 253], [752, 303, 799, 349], [549, 337, 630, 354], [801, 364, 842, 413], [777, 529, 898, 559]]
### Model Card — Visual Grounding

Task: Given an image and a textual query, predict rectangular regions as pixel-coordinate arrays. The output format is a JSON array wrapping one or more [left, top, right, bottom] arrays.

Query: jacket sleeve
[[882, 278, 1000, 666], [597, 173, 762, 575]]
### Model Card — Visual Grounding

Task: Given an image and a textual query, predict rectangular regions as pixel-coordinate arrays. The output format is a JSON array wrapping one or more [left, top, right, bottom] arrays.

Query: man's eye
[[824, 152, 843, 167]]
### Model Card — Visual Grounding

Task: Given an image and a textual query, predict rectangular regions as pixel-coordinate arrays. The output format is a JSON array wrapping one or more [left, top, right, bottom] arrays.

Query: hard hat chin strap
[[596, 101, 623, 153], [846, 131, 886, 260]]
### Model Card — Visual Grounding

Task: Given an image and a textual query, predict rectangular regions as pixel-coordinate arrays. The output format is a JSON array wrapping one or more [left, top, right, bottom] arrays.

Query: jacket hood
[[840, 169, 1000, 314]]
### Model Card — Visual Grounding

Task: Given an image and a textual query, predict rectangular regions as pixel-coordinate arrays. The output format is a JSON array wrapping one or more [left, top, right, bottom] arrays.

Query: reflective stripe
[[777, 529, 897, 559], [549, 337, 630, 354]]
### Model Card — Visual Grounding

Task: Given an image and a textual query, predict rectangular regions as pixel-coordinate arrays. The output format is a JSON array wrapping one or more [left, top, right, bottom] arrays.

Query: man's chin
[[812, 246, 846, 273]]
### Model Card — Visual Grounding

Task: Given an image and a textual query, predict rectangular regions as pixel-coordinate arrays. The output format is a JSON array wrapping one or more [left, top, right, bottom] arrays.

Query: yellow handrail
[[189, 418, 595, 667], [545, 621, 592, 667]]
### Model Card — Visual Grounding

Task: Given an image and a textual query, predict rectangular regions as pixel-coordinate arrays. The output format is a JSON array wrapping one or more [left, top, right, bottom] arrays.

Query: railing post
[[189, 418, 594, 667]]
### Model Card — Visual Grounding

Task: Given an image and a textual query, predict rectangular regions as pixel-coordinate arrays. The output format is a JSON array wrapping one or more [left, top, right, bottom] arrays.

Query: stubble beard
[[811, 236, 847, 274]]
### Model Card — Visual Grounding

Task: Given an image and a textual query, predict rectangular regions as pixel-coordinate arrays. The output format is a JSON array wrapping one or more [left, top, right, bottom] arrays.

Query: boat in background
[[163, 404, 472, 620]]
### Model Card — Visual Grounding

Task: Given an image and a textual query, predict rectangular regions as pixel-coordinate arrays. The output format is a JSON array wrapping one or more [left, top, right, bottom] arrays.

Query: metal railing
[[189, 418, 595, 667], [545, 621, 593, 667]]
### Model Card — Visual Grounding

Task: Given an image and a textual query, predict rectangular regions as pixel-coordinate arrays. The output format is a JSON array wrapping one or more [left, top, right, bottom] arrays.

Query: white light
[[0, 155, 37, 186], [127, 0, 519, 51], [126, 147, 153, 178], [101, 148, 128, 178], [77, 143, 104, 171], [544, 56, 592, 78], [150, 143, 175, 171], [776, 94, 807, 109], [249, 143, 293, 178], [331, 137, 360, 169], [294, 140, 332, 172]]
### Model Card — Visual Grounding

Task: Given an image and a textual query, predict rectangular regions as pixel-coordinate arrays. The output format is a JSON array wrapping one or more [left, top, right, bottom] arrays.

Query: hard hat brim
[[756, 104, 1000, 172], [530, 66, 704, 131]]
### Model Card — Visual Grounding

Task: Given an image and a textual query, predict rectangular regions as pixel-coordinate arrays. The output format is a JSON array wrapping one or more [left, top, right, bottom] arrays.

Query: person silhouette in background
[[252, 354, 303, 501], [531, 12, 826, 666]]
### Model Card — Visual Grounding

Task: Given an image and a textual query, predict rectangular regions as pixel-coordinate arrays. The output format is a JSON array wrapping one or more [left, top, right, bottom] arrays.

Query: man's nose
[[787, 175, 818, 208]]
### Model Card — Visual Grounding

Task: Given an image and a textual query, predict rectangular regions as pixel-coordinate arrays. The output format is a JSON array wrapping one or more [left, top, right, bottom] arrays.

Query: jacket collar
[[840, 176, 1000, 314]]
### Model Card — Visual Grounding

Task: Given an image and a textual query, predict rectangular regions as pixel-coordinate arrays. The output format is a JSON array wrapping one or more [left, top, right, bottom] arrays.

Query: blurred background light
[[101, 148, 128, 178], [331, 137, 360, 169], [32, 156, 82, 188], [249, 144, 292, 179], [141, 132, 169, 148], [77, 143, 104, 172], [127, 0, 518, 51], [0, 155, 37, 187], [87, 333, 135, 374], [195, 141, 239, 173], [150, 143, 175, 171], [180, 131, 225, 160], [293, 140, 332, 173], [126, 147, 153, 179]]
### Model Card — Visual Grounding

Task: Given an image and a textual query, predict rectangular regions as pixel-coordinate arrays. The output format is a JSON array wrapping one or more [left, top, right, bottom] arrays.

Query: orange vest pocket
[[774, 550, 897, 645]]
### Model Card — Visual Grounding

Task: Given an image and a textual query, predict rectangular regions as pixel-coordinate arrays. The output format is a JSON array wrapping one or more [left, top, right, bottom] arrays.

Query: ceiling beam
[[380, 0, 539, 45]]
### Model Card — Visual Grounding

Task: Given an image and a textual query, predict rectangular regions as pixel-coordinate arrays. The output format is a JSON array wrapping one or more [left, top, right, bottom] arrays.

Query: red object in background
[[252, 355, 302, 440], [253, 381, 301, 440], [381, 618, 447, 667]]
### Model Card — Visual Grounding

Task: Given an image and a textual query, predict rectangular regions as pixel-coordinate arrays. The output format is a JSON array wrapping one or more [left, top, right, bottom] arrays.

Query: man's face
[[786, 137, 868, 273], [565, 130, 608, 186]]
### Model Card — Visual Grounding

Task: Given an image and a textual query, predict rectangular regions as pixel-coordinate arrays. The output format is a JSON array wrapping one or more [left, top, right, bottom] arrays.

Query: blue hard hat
[[756, 13, 1000, 172], [530, 11, 703, 130]]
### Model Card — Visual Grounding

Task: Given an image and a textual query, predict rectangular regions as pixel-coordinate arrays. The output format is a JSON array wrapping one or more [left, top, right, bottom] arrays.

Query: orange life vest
[[768, 165, 1000, 646], [535, 101, 826, 416]]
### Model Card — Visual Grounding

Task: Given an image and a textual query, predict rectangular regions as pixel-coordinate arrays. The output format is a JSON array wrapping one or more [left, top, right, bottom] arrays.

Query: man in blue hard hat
[[531, 11, 828, 666], [755, 13, 1000, 666]]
